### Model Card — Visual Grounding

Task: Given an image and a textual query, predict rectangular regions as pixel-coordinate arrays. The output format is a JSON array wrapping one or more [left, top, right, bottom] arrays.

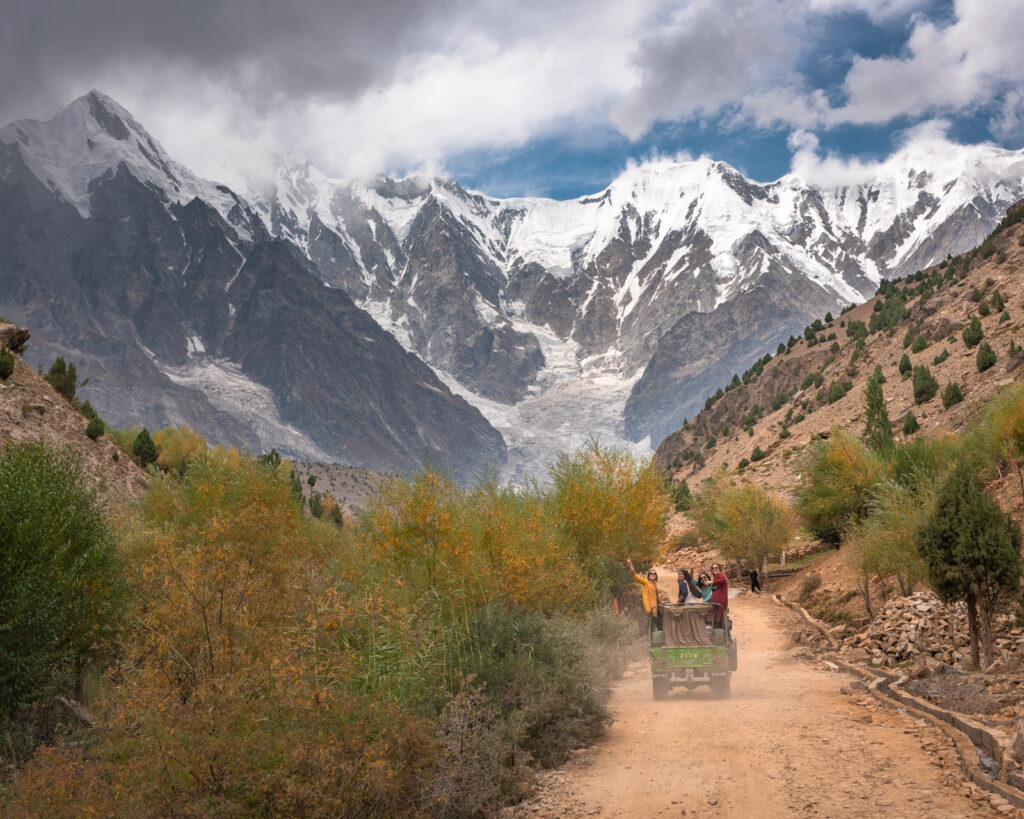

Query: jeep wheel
[[711, 675, 731, 699], [653, 677, 669, 700]]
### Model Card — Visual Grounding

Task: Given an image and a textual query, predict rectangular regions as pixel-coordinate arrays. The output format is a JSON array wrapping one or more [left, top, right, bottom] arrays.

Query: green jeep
[[648, 603, 737, 699]]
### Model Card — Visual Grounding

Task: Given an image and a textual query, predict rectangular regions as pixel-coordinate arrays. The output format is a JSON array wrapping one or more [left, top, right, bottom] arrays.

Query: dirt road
[[506, 592, 1001, 818]]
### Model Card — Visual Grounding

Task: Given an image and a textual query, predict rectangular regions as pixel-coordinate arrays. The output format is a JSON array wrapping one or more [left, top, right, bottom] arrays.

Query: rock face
[[4, 91, 1024, 473], [0, 93, 505, 479]]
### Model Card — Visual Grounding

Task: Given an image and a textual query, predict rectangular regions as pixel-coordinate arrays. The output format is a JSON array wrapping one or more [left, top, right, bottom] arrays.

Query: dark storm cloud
[[0, 0, 465, 122]]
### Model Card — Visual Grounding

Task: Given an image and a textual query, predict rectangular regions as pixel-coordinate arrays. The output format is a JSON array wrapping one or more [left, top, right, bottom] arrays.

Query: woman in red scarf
[[709, 562, 728, 627]]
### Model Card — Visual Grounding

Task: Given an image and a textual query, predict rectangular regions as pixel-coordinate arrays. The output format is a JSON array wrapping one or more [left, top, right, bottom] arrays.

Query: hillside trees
[[693, 481, 795, 588], [0, 441, 125, 710], [916, 461, 1021, 668]]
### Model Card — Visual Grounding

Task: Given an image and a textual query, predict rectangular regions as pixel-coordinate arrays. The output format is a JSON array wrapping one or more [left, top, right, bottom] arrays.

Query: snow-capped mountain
[[2, 91, 1022, 476], [253, 142, 1024, 464]]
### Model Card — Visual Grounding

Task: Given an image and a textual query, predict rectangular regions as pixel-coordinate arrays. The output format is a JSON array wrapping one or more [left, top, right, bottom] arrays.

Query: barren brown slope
[[656, 200, 1024, 515], [0, 323, 147, 506]]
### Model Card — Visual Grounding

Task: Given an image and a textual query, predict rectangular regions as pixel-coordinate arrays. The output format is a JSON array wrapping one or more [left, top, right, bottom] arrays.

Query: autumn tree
[[693, 481, 795, 588], [153, 425, 207, 474], [845, 481, 929, 615], [547, 441, 670, 580], [794, 433, 884, 544], [916, 461, 1022, 668]]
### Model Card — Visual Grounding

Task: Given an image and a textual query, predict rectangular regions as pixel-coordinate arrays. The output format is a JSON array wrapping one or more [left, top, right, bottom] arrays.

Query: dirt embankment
[[506, 592, 1006, 818]]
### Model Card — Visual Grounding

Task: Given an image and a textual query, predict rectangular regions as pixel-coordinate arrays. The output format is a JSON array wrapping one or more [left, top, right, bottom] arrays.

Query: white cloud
[[784, 119, 983, 187], [610, 0, 800, 138], [830, 0, 1024, 125], [11, 0, 1023, 193]]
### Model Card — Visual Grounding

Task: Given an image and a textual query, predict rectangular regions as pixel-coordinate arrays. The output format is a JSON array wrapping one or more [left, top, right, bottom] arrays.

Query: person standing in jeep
[[626, 557, 662, 631]]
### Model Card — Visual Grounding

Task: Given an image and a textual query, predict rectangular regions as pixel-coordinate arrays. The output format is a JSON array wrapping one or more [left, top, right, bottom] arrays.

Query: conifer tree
[[962, 316, 984, 348], [132, 427, 158, 468], [912, 365, 938, 404], [898, 353, 912, 375], [976, 341, 996, 372], [862, 376, 893, 453], [916, 462, 1021, 667], [902, 412, 919, 435]]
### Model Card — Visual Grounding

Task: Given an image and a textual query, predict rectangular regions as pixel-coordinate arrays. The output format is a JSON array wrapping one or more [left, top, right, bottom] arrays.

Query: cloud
[[829, 0, 1024, 125], [785, 119, 966, 187], [0, 0, 465, 124], [610, 0, 800, 139], [2, 0, 1022, 194]]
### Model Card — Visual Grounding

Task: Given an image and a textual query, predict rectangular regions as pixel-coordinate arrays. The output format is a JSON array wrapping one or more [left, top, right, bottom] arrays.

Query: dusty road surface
[[506, 592, 1003, 818]]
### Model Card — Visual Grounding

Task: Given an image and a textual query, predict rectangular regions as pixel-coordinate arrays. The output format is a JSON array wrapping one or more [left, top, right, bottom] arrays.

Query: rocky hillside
[[657, 199, 1024, 508], [4, 91, 1024, 478], [0, 323, 146, 505]]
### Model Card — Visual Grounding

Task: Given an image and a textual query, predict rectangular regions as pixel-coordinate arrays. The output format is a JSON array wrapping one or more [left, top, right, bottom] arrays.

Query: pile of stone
[[836, 591, 1024, 669]]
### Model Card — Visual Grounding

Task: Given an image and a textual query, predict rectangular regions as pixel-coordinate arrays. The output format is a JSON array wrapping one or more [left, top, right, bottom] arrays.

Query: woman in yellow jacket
[[626, 557, 663, 631]]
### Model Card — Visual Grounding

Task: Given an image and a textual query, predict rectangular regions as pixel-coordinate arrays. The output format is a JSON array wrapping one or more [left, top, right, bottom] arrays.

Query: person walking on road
[[749, 568, 762, 594]]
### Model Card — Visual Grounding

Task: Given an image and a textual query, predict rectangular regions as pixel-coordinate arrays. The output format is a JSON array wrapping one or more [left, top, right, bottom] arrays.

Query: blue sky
[[4, 0, 1023, 198]]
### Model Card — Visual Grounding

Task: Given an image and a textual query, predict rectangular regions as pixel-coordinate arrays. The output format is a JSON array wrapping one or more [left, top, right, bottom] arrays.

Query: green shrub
[[872, 364, 886, 384], [705, 436, 716, 449], [779, 425, 791, 439], [962, 316, 984, 348], [0, 441, 125, 711], [932, 349, 949, 366], [911, 334, 928, 353], [750, 446, 767, 462], [737, 458, 750, 470], [898, 353, 912, 375], [912, 365, 939, 404], [85, 416, 105, 440], [828, 380, 851, 404], [0, 346, 12, 380], [976, 341, 996, 372], [979, 300, 991, 317], [1000, 309, 1011, 324], [991, 290, 1005, 311], [903, 412, 919, 435], [942, 382, 964, 409]]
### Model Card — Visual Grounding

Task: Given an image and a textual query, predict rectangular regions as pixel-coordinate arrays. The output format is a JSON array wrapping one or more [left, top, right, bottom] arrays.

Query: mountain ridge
[[3, 91, 1024, 476]]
